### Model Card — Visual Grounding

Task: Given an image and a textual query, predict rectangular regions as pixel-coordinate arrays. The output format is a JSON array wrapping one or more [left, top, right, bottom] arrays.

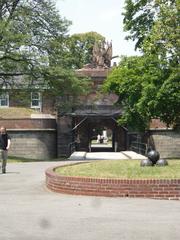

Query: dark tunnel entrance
[[72, 116, 127, 153]]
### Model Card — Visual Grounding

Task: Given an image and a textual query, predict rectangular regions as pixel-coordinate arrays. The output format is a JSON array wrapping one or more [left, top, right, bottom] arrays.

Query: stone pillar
[[77, 119, 91, 152], [57, 116, 73, 157]]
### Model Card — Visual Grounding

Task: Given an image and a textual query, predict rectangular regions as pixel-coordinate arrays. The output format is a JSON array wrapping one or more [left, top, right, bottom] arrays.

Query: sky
[[55, 0, 139, 62]]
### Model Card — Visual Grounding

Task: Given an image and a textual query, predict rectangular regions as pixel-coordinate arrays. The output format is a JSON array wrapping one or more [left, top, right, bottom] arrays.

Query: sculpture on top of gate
[[92, 40, 113, 68]]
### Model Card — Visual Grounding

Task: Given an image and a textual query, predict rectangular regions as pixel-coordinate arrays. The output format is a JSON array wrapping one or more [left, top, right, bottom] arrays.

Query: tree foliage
[[0, 1, 68, 78], [0, 0, 89, 99], [104, 56, 156, 130], [104, 55, 180, 130], [65, 32, 105, 69], [123, 0, 179, 51], [103, 0, 180, 130]]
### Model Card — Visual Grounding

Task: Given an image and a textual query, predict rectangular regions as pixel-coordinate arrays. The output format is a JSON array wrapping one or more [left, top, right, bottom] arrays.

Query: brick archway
[[72, 116, 127, 153]]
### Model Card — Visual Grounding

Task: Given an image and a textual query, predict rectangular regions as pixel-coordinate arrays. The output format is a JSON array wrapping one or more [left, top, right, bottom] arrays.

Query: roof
[[149, 119, 170, 129], [66, 105, 122, 117], [75, 67, 110, 78]]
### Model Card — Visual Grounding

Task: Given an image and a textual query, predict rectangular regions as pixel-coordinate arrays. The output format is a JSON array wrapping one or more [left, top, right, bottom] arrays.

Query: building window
[[0, 93, 9, 107], [31, 92, 41, 110]]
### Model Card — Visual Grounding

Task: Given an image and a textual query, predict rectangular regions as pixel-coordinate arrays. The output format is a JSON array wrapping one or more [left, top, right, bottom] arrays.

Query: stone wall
[[149, 129, 180, 158], [0, 118, 57, 160], [8, 129, 57, 160]]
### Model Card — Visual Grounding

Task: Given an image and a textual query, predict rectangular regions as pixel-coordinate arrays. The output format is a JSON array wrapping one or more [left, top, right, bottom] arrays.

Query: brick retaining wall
[[46, 164, 180, 200]]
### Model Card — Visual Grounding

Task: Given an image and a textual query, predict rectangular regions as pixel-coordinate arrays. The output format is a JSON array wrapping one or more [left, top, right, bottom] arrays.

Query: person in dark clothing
[[0, 126, 11, 174]]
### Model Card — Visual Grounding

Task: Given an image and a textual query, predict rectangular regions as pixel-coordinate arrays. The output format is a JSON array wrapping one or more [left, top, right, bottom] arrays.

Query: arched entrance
[[57, 59, 127, 157], [72, 116, 127, 153]]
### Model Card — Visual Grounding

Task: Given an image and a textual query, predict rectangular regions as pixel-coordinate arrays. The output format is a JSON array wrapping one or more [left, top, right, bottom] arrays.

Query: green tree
[[104, 0, 180, 130], [0, 0, 69, 82], [155, 67, 180, 126], [143, 0, 180, 66], [143, 1, 180, 126], [123, 0, 157, 50], [65, 32, 105, 69], [104, 56, 158, 131], [123, 0, 178, 51], [0, 0, 89, 100], [104, 54, 180, 131]]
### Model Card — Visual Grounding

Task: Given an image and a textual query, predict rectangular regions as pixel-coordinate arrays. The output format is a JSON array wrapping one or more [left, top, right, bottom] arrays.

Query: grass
[[55, 160, 180, 179], [0, 107, 38, 119]]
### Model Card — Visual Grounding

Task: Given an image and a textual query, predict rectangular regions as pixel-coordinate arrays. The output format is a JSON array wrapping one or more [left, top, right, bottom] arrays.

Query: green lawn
[[55, 160, 180, 179], [0, 107, 37, 119]]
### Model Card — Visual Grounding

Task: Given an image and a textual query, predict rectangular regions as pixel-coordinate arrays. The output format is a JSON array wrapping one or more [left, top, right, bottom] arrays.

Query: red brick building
[[0, 67, 179, 159]]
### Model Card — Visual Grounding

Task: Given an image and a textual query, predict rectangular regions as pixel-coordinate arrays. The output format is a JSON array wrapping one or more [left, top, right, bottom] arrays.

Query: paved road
[[0, 161, 180, 240]]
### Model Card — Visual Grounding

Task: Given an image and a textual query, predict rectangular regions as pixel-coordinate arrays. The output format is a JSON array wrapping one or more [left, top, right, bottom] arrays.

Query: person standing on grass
[[0, 126, 11, 174]]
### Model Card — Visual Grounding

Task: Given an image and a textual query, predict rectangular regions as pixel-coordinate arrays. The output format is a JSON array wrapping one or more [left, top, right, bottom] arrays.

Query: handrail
[[130, 141, 148, 155]]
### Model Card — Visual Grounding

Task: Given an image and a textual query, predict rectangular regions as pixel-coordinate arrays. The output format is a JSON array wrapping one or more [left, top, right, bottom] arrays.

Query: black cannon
[[141, 150, 168, 167], [147, 150, 160, 165]]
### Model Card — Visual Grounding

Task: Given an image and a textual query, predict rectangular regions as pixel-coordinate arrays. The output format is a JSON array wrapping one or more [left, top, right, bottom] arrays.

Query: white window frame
[[31, 92, 42, 111], [0, 93, 9, 107]]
